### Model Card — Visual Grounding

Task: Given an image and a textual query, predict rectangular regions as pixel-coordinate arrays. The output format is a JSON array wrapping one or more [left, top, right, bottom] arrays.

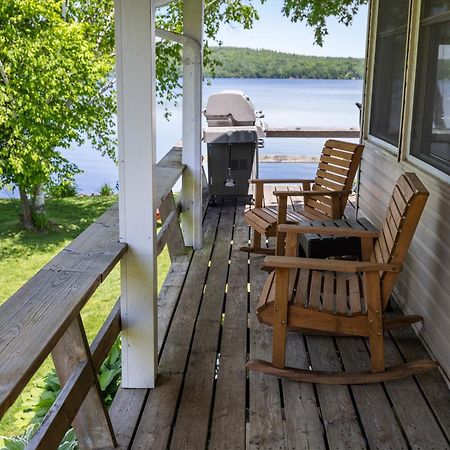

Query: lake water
[[1, 79, 363, 197]]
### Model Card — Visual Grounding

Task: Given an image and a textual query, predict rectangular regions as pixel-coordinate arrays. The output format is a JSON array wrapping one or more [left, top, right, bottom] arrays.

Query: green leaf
[[98, 368, 121, 392]]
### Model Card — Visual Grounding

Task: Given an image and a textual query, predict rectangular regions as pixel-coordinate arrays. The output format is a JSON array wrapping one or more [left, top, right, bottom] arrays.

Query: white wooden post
[[182, 0, 203, 249], [115, 0, 158, 388]]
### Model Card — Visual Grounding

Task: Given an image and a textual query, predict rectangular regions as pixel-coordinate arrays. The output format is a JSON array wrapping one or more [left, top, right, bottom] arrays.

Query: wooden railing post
[[159, 191, 186, 260], [51, 315, 116, 449]]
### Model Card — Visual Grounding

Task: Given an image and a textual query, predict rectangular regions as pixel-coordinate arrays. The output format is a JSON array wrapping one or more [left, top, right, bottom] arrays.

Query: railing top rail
[[0, 203, 126, 419], [155, 143, 185, 209], [265, 127, 360, 139]]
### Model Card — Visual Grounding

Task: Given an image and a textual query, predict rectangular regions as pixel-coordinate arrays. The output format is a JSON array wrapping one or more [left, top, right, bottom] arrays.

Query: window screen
[[410, 4, 450, 175], [369, 0, 409, 147]]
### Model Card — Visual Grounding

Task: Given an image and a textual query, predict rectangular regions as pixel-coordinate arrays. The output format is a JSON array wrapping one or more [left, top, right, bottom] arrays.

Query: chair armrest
[[249, 178, 315, 185], [278, 224, 379, 238], [273, 189, 352, 198], [264, 256, 401, 273]]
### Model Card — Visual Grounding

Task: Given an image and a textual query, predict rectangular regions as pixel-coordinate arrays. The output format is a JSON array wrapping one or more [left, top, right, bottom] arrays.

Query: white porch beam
[[182, 0, 204, 249], [115, 0, 158, 388]]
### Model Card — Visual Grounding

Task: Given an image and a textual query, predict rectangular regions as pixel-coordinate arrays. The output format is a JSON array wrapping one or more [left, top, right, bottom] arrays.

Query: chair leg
[[275, 195, 288, 256], [365, 272, 385, 372], [240, 230, 275, 255], [253, 230, 262, 252], [272, 268, 289, 369], [368, 326, 385, 372]]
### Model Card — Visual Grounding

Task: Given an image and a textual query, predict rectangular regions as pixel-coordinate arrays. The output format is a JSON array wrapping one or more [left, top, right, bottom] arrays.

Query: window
[[410, 2, 450, 175], [369, 0, 410, 147]]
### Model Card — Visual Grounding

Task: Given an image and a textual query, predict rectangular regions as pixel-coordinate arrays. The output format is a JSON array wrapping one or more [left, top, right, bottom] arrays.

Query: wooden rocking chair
[[247, 172, 439, 384], [242, 139, 364, 255]]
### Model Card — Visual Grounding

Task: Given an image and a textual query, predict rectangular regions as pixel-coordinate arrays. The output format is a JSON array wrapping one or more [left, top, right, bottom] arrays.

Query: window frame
[[364, 0, 450, 181], [401, 1, 450, 179], [365, 0, 412, 154]]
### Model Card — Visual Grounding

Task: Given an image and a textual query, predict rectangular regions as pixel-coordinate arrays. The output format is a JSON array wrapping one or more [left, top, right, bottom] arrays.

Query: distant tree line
[[205, 47, 365, 79]]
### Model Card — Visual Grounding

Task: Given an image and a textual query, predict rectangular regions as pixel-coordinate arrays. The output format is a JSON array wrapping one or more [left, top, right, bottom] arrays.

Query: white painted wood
[[399, 0, 421, 162], [362, 0, 379, 141], [181, 0, 203, 249], [115, 0, 158, 388]]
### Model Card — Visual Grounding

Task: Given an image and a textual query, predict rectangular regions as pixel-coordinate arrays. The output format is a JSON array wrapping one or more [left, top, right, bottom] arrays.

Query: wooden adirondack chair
[[247, 173, 439, 384], [242, 139, 364, 255]]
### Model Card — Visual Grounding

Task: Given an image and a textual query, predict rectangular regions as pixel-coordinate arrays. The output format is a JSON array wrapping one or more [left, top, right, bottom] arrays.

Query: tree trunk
[[19, 186, 35, 230], [34, 184, 45, 213]]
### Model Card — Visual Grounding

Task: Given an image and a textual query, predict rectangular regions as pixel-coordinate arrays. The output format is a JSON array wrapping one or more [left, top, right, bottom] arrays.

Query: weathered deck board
[[208, 205, 248, 450], [336, 337, 408, 449], [170, 204, 235, 449], [282, 334, 326, 450], [110, 201, 450, 450], [248, 254, 286, 450], [109, 388, 147, 450], [390, 325, 450, 442], [157, 253, 193, 351], [382, 334, 449, 448], [306, 335, 367, 449]]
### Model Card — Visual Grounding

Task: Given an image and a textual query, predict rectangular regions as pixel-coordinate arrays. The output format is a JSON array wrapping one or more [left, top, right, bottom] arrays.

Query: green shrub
[[47, 181, 77, 198], [2, 339, 122, 449], [99, 183, 114, 197], [30, 212, 49, 231], [0, 427, 77, 450], [97, 338, 122, 406]]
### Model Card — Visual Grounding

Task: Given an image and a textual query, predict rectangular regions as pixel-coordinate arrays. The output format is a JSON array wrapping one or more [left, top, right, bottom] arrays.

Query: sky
[[212, 1, 369, 58]]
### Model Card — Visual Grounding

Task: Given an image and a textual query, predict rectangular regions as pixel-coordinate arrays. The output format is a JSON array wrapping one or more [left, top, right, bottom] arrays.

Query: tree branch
[[0, 59, 9, 85]]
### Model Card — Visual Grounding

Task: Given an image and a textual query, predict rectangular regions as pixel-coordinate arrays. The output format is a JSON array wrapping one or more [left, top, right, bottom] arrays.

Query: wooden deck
[[109, 199, 450, 450]]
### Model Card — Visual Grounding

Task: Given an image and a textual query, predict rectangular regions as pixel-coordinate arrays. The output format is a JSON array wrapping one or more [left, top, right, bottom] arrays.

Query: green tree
[[0, 0, 115, 229], [281, 0, 368, 45], [0, 0, 260, 229]]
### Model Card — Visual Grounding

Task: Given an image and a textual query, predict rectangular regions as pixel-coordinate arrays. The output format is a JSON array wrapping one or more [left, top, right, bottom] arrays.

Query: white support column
[[182, 0, 204, 249], [115, 0, 158, 388]]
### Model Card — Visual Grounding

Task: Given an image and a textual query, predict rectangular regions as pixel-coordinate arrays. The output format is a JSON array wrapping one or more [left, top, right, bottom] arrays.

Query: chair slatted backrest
[[304, 140, 364, 219], [370, 173, 429, 308]]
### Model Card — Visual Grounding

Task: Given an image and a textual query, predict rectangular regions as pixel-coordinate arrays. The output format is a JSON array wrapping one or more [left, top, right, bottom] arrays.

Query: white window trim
[[366, 134, 401, 155], [401, 0, 450, 182], [362, 0, 378, 141], [400, 0, 421, 161], [405, 153, 450, 182]]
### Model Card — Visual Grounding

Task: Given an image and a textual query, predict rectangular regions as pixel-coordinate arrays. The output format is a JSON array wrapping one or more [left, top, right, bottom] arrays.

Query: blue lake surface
[[1, 78, 363, 197]]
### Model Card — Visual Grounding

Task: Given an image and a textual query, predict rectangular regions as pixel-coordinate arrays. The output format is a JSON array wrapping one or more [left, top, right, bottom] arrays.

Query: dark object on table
[[298, 218, 377, 260]]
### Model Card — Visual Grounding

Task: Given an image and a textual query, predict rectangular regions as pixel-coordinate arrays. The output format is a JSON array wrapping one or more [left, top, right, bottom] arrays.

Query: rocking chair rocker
[[247, 172, 439, 384]]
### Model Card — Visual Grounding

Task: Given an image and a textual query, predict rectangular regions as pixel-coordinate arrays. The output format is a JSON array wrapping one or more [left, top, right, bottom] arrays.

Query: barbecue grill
[[203, 90, 265, 205]]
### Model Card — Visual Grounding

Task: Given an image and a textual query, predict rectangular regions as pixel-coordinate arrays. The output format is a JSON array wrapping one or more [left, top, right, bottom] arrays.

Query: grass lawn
[[0, 196, 171, 438]]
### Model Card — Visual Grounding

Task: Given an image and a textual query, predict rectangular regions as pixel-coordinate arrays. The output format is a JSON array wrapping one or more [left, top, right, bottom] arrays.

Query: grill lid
[[204, 90, 256, 126]]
